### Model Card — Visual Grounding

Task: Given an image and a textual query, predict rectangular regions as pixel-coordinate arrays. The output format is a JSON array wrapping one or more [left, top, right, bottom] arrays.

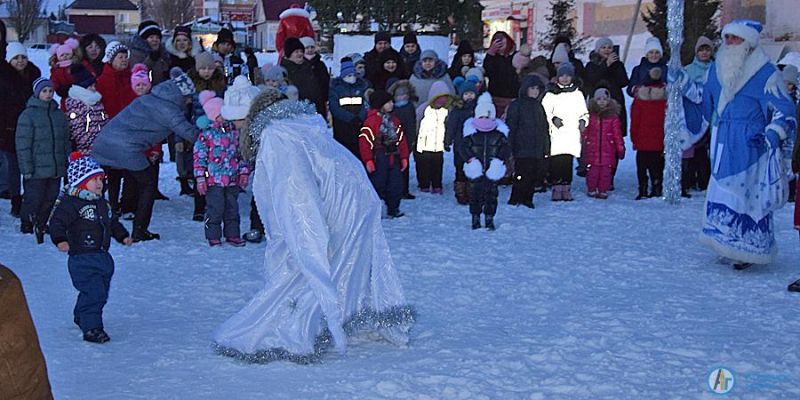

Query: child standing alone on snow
[[582, 88, 625, 199], [462, 93, 510, 230], [359, 90, 410, 218], [193, 90, 250, 247], [49, 153, 132, 343]]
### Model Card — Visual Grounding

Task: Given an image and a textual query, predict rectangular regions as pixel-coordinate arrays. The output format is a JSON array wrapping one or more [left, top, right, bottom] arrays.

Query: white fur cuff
[[463, 159, 483, 179], [485, 158, 507, 181], [765, 122, 787, 140]]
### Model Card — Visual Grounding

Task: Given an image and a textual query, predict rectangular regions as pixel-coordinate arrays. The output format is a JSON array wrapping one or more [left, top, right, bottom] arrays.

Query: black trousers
[[453, 152, 467, 183], [470, 177, 499, 216], [105, 168, 125, 213], [20, 177, 61, 225], [688, 144, 710, 190], [415, 151, 443, 190], [127, 165, 156, 234], [548, 154, 574, 185], [510, 157, 538, 204], [636, 151, 664, 194], [369, 152, 403, 213]]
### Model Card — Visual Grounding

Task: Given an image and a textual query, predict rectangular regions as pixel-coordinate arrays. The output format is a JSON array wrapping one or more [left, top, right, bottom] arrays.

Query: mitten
[[365, 160, 376, 173], [196, 177, 208, 195], [578, 119, 586, 132], [237, 174, 249, 189], [552, 116, 564, 128], [401, 158, 408, 171], [463, 158, 483, 179]]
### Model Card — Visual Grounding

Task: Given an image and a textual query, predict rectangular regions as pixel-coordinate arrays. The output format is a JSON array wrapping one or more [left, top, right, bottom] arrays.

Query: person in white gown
[[212, 88, 414, 363]]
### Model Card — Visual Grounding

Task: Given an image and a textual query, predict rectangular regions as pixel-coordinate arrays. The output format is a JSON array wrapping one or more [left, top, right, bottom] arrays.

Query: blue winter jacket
[[329, 77, 368, 123], [91, 80, 197, 171], [627, 57, 667, 96]]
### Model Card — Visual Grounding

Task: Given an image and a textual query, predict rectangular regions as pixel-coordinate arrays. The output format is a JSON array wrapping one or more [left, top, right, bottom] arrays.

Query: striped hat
[[67, 152, 105, 189]]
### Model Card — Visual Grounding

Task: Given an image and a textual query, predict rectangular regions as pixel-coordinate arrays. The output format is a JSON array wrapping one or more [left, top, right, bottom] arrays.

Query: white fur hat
[[299, 36, 315, 48], [221, 76, 261, 120], [644, 37, 663, 55], [474, 92, 496, 119], [721, 19, 763, 47]]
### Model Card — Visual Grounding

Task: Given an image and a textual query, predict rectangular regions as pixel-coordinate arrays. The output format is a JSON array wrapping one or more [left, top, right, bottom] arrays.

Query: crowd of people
[[1, 14, 800, 343]]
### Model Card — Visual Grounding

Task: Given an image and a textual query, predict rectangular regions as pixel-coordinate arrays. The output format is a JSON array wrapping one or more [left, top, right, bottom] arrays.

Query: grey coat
[[91, 80, 197, 171], [15, 97, 70, 179]]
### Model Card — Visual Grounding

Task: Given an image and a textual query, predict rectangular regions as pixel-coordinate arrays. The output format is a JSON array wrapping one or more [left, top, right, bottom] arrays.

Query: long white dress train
[[212, 100, 413, 363]]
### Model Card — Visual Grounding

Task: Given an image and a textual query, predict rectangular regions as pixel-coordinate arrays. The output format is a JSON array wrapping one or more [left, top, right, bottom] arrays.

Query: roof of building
[[67, 0, 138, 11]]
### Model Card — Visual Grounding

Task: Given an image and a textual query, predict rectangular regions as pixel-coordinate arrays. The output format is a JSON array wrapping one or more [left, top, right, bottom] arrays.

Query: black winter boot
[[83, 328, 110, 344], [485, 215, 495, 231], [132, 230, 160, 242], [635, 188, 649, 200], [10, 195, 22, 218], [179, 177, 194, 196], [471, 214, 481, 230], [20, 219, 33, 234]]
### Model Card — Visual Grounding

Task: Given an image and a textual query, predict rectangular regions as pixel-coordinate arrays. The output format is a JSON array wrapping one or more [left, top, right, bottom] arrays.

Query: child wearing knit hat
[[445, 76, 479, 204], [66, 64, 107, 155], [330, 57, 369, 158], [359, 89, 409, 218], [49, 152, 132, 344], [49, 38, 81, 109], [461, 92, 511, 230], [15, 77, 70, 240], [193, 88, 250, 246]]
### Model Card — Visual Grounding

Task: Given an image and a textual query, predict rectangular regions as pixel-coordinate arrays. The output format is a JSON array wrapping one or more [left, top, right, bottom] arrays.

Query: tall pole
[[622, 0, 643, 63], [664, 0, 685, 204]]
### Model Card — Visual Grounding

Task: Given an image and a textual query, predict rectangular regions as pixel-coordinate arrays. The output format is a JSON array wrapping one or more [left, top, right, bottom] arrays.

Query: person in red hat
[[275, 4, 315, 58]]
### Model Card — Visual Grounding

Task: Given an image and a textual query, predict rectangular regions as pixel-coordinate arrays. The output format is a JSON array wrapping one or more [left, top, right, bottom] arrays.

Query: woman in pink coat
[[581, 88, 625, 199]]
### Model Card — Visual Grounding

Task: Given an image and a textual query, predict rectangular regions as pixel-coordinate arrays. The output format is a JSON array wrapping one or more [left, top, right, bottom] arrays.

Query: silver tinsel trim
[[246, 99, 318, 161], [664, 0, 685, 204], [212, 305, 416, 365]]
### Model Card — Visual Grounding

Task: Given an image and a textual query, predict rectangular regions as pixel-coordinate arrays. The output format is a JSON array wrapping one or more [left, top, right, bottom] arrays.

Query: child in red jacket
[[359, 90, 409, 218], [49, 38, 81, 110], [630, 68, 666, 200], [583, 88, 625, 199]]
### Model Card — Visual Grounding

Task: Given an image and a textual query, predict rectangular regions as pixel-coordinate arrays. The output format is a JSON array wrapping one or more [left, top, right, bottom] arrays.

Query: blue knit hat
[[170, 66, 195, 96], [70, 64, 96, 88], [32, 77, 53, 97], [67, 152, 104, 189], [340, 60, 356, 78], [454, 77, 477, 96]]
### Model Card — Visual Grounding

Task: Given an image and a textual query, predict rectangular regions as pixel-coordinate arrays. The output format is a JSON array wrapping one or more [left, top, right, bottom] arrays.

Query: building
[[251, 0, 295, 51], [0, 2, 50, 44], [65, 0, 140, 36]]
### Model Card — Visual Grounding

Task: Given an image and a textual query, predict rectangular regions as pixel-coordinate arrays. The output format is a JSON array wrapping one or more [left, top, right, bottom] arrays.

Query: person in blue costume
[[699, 20, 797, 268]]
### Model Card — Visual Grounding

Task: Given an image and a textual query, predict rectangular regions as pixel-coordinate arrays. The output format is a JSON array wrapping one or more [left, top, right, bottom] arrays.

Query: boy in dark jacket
[[15, 78, 70, 240], [49, 152, 132, 343], [359, 90, 410, 218], [330, 58, 368, 158], [461, 93, 511, 230], [505, 75, 549, 208], [445, 77, 478, 204], [388, 78, 417, 199]]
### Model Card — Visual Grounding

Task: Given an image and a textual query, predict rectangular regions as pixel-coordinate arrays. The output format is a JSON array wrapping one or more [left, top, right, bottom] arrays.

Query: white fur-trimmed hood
[[165, 37, 203, 59], [462, 118, 509, 137], [68, 84, 102, 106]]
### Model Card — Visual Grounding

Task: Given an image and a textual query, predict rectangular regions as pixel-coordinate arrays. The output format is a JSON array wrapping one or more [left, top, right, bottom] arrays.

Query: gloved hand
[[443, 144, 451, 152], [667, 67, 688, 85], [401, 159, 408, 171], [196, 177, 208, 196], [552, 116, 564, 129], [578, 119, 586, 132], [365, 160, 376, 173], [149, 50, 160, 62], [237, 174, 248, 190]]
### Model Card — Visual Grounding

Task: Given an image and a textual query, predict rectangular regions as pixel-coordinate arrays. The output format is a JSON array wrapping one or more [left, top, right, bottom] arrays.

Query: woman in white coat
[[212, 90, 414, 363], [541, 63, 588, 201]]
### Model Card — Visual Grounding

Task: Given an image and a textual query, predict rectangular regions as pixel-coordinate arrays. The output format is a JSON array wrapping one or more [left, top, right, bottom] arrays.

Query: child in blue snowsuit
[[49, 152, 132, 343]]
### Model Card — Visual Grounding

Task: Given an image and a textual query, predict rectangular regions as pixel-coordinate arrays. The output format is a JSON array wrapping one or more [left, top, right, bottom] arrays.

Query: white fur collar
[[68, 85, 102, 106], [279, 8, 310, 19], [165, 37, 202, 59], [715, 46, 769, 116], [462, 118, 509, 137]]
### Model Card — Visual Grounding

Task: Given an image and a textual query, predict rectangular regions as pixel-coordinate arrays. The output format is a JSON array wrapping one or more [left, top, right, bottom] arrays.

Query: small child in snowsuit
[[388, 79, 418, 199], [193, 90, 250, 246], [461, 93, 511, 230], [360, 90, 410, 218], [445, 77, 478, 205], [506, 74, 549, 208], [583, 88, 625, 199], [415, 81, 455, 193], [16, 78, 71, 241], [48, 153, 132, 343], [630, 67, 667, 200]]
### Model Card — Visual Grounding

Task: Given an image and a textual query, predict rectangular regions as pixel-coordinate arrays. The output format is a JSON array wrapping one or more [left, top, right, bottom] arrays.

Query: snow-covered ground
[[3, 148, 800, 399]]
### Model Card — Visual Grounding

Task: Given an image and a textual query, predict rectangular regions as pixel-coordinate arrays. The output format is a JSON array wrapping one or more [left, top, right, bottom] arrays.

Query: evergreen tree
[[539, 0, 588, 53], [642, 0, 720, 65]]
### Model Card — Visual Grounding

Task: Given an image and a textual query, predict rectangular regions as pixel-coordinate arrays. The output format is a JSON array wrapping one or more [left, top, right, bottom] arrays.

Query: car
[[28, 43, 49, 50]]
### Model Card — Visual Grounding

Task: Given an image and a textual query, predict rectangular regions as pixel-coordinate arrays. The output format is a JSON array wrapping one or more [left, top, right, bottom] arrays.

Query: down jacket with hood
[[582, 97, 625, 167], [416, 81, 454, 153], [541, 82, 588, 157], [506, 75, 550, 159], [15, 96, 70, 179], [630, 82, 667, 152], [91, 79, 198, 171], [65, 85, 108, 154]]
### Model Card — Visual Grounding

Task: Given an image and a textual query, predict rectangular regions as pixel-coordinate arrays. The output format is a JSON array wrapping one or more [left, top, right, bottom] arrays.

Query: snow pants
[[509, 157, 538, 204], [416, 151, 443, 190], [20, 177, 60, 226], [369, 152, 403, 214], [636, 151, 664, 195], [586, 165, 613, 194], [205, 185, 241, 240], [549, 154, 574, 185], [470, 177, 499, 216], [68, 252, 114, 333]]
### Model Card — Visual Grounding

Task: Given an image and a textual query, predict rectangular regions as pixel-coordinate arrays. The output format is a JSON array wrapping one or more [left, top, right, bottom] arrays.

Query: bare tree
[[6, 0, 45, 43], [144, 0, 195, 30]]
